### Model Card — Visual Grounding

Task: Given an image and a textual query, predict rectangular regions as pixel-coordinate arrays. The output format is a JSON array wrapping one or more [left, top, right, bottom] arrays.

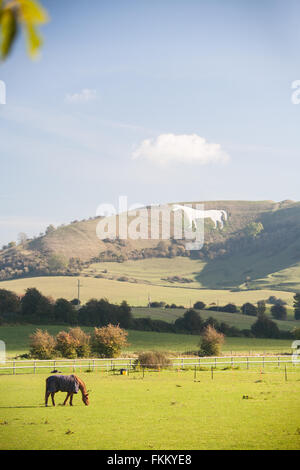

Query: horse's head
[[82, 392, 90, 406]]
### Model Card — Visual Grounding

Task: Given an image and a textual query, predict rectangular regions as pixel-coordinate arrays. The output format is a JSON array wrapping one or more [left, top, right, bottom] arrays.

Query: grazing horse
[[45, 374, 89, 407], [171, 204, 228, 230]]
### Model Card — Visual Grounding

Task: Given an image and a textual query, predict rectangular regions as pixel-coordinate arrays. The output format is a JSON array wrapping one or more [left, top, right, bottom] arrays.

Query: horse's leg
[[69, 393, 74, 406], [51, 392, 56, 407], [63, 392, 70, 406], [45, 391, 50, 407]]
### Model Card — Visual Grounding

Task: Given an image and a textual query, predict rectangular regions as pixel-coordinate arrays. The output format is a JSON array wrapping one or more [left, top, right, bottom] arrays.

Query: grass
[[132, 307, 299, 331], [0, 274, 296, 307], [0, 324, 294, 359], [0, 369, 300, 449]]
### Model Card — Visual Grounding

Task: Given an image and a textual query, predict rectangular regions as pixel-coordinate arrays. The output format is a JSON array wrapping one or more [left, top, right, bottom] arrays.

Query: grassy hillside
[[1, 199, 300, 291], [0, 275, 295, 307]]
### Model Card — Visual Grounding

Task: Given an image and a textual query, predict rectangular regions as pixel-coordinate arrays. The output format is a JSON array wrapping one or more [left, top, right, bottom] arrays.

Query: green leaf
[[18, 0, 49, 25], [24, 21, 42, 57], [0, 8, 18, 60]]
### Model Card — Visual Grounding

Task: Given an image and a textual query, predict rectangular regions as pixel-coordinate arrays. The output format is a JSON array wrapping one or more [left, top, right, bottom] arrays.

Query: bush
[[198, 325, 224, 356], [54, 298, 78, 324], [68, 327, 91, 357], [174, 309, 203, 334], [91, 324, 128, 358], [193, 301, 206, 310], [241, 303, 258, 316], [220, 303, 238, 313], [0, 289, 20, 314], [136, 351, 171, 369], [271, 304, 287, 320], [251, 315, 279, 338], [294, 294, 300, 320], [55, 331, 78, 358], [29, 329, 57, 359]]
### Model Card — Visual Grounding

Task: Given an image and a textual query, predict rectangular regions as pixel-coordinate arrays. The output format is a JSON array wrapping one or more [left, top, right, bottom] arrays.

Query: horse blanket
[[46, 375, 79, 394]]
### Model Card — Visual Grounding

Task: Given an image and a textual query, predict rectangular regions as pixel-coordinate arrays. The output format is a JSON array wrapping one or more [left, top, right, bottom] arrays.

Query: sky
[[1, 0, 300, 246]]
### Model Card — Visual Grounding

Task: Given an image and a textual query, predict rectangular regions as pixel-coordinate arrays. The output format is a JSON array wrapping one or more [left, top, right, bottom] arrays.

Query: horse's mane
[[73, 374, 87, 394]]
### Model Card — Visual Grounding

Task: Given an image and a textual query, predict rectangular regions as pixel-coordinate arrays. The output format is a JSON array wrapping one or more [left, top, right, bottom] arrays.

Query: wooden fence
[[0, 355, 297, 375]]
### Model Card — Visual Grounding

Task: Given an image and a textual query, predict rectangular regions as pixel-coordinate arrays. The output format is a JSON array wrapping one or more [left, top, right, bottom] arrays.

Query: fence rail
[[0, 355, 298, 374]]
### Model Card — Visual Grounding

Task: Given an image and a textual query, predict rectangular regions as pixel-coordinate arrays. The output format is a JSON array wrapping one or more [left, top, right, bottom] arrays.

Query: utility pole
[[77, 279, 82, 306]]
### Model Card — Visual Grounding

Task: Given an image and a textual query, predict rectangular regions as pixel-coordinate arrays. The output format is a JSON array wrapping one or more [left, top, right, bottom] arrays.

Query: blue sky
[[1, 0, 300, 246]]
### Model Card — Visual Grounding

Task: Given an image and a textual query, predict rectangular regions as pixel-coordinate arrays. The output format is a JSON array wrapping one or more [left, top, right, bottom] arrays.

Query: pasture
[[0, 324, 294, 359], [0, 368, 300, 450], [0, 273, 295, 308]]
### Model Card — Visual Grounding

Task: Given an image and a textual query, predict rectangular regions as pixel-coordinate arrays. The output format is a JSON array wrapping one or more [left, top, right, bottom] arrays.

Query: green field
[[0, 273, 296, 307], [132, 307, 298, 330], [0, 324, 294, 359], [0, 369, 300, 450]]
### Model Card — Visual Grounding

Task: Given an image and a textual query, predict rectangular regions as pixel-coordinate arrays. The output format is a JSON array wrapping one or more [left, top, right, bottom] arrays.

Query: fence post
[[285, 365, 287, 382], [13, 361, 15, 375], [247, 357, 249, 370], [263, 356, 265, 369], [34, 360, 36, 374], [211, 366, 213, 380]]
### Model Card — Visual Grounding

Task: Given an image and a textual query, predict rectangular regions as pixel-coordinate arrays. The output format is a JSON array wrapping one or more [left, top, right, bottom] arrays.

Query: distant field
[[85, 257, 300, 292], [0, 324, 293, 359], [131, 307, 299, 331], [1, 369, 300, 449], [0, 274, 295, 307]]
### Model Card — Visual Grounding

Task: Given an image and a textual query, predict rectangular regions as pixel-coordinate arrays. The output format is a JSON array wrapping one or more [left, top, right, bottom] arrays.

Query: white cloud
[[65, 88, 97, 104], [132, 133, 230, 166]]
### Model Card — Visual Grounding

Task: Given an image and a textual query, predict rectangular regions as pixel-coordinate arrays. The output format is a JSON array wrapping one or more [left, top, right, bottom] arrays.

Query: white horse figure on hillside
[[171, 204, 228, 230]]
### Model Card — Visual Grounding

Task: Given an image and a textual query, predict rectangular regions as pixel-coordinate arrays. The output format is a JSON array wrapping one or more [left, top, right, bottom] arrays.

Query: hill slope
[[1, 199, 300, 292]]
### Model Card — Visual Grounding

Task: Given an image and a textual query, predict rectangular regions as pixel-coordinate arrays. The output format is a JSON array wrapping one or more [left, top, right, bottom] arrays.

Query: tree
[[245, 222, 264, 238], [257, 300, 266, 317], [241, 303, 258, 316], [68, 327, 91, 357], [193, 301, 206, 310], [271, 304, 287, 320], [54, 298, 78, 324], [21, 287, 54, 322], [198, 325, 224, 356], [47, 254, 68, 272], [55, 331, 77, 358], [45, 224, 56, 235], [251, 315, 279, 338], [0, 0, 49, 61], [118, 300, 133, 329], [294, 294, 300, 320], [29, 329, 56, 359], [91, 324, 128, 358], [174, 309, 203, 334], [0, 289, 20, 314], [18, 232, 28, 245], [221, 303, 238, 313]]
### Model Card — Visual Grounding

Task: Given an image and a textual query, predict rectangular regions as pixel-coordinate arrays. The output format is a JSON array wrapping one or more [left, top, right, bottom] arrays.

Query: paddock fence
[[0, 355, 298, 375]]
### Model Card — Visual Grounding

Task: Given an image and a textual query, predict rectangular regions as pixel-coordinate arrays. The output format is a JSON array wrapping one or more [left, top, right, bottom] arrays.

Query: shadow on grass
[[0, 405, 45, 409]]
